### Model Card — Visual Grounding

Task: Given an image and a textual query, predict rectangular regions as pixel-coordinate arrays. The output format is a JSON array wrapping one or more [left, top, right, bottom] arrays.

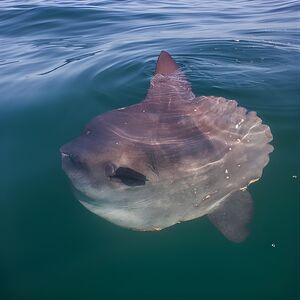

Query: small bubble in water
[[271, 243, 276, 248]]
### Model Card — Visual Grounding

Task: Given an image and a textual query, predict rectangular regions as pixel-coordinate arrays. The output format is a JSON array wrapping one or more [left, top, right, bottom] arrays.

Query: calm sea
[[0, 1, 299, 299]]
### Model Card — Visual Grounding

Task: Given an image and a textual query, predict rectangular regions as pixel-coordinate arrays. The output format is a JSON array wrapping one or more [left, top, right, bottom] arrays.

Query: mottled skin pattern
[[61, 51, 273, 242]]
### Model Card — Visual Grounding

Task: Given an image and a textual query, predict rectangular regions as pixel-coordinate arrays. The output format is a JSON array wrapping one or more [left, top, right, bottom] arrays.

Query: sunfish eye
[[110, 167, 147, 187], [104, 162, 116, 177]]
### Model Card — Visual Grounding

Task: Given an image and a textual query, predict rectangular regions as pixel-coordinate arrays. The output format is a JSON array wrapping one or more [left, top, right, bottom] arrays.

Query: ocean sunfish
[[60, 51, 273, 242]]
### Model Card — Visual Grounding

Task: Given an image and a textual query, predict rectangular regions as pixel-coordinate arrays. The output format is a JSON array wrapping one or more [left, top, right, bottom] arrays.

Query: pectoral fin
[[208, 190, 253, 243]]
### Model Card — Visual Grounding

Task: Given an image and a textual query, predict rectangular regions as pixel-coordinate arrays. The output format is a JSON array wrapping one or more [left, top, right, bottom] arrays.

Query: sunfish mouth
[[60, 145, 90, 176]]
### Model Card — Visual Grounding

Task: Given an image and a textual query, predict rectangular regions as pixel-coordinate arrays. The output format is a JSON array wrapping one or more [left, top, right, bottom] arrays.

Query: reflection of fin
[[208, 190, 253, 243]]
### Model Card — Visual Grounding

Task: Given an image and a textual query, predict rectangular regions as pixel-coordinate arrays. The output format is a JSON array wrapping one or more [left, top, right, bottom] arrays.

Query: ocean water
[[0, 1, 299, 299]]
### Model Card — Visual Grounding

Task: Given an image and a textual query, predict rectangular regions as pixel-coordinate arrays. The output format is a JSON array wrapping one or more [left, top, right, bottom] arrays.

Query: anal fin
[[208, 190, 253, 243]]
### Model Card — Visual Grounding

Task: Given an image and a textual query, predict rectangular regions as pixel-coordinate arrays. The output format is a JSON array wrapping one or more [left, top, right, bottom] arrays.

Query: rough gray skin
[[61, 51, 273, 242]]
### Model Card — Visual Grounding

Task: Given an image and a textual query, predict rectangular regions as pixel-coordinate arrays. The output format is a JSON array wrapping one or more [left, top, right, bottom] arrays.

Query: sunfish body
[[61, 51, 273, 242]]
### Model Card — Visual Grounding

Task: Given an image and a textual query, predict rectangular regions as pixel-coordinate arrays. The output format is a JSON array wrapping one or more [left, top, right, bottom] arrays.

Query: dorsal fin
[[143, 51, 195, 104], [155, 51, 178, 75]]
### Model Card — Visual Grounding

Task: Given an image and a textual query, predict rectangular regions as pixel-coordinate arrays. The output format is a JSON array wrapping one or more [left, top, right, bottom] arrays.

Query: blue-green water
[[0, 1, 299, 299]]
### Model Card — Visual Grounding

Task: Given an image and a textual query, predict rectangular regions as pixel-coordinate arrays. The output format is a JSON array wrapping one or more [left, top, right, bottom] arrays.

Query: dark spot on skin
[[145, 148, 159, 175]]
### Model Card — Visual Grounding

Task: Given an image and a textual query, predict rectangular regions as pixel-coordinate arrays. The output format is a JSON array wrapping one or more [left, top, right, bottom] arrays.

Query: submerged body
[[61, 51, 273, 242]]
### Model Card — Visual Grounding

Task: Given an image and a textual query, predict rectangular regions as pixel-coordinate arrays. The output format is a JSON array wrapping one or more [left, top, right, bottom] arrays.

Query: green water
[[0, 1, 299, 299]]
